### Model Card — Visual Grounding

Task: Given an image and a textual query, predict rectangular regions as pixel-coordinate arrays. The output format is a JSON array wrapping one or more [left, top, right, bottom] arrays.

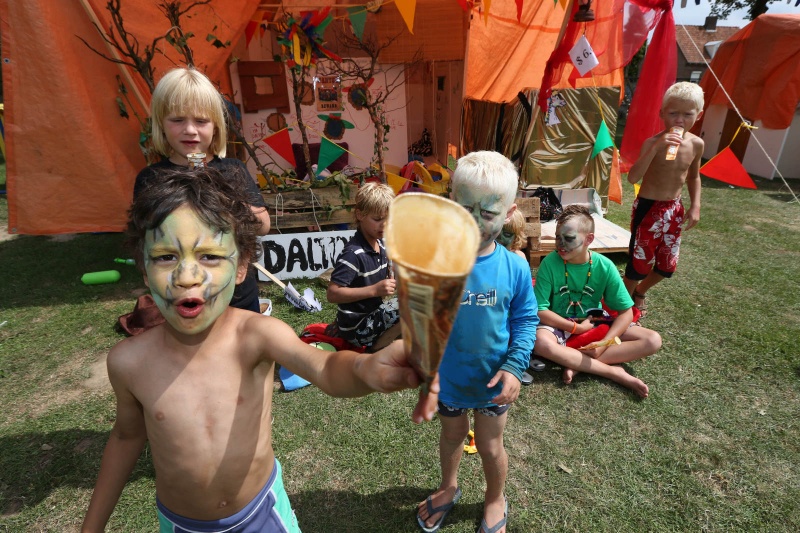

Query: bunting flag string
[[317, 136, 347, 174], [395, 0, 417, 34], [346, 6, 367, 41], [700, 148, 757, 189], [262, 128, 297, 168], [699, 122, 757, 189], [590, 119, 614, 159]]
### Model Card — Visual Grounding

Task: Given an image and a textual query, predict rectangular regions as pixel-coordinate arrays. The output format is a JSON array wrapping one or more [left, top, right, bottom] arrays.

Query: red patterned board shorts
[[625, 197, 684, 280]]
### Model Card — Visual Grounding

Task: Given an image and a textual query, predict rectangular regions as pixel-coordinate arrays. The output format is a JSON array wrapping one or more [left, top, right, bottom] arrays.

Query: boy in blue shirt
[[416, 151, 538, 533], [534, 205, 662, 398]]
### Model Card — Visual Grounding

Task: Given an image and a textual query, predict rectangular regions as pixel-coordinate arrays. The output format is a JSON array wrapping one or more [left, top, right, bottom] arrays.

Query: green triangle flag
[[591, 120, 614, 159], [317, 137, 346, 174], [347, 7, 367, 41]]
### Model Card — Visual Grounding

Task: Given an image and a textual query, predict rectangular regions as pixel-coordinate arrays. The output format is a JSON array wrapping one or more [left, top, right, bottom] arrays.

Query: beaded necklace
[[558, 251, 594, 317]]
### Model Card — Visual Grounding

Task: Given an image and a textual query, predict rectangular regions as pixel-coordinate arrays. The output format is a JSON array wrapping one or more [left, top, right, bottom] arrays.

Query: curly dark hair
[[125, 167, 262, 272]]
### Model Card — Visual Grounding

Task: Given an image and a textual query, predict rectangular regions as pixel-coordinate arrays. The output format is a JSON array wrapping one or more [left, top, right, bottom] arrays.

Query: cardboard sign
[[258, 230, 355, 280], [569, 35, 599, 76]]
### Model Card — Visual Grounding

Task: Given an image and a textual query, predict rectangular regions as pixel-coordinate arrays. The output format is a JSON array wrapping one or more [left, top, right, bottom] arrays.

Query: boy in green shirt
[[534, 206, 661, 397]]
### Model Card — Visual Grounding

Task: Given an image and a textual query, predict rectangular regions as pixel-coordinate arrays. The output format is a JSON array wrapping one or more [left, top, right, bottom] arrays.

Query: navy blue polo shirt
[[330, 229, 391, 331]]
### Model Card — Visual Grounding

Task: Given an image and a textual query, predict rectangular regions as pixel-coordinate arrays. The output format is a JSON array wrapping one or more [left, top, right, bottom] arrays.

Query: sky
[[673, 0, 800, 27]]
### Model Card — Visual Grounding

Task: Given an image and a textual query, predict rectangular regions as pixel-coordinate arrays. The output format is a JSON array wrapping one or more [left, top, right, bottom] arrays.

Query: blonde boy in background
[[624, 82, 705, 317]]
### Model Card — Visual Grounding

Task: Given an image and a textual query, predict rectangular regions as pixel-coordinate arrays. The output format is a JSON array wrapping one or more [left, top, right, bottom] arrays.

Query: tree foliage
[[709, 0, 776, 21]]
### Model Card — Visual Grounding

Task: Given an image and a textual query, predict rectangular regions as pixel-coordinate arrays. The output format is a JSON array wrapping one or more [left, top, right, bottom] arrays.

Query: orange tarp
[[0, 0, 259, 235], [466, 0, 624, 103], [699, 14, 800, 130]]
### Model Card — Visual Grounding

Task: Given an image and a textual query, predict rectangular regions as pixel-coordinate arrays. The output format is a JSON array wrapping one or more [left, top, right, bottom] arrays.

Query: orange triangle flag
[[262, 129, 296, 168], [700, 147, 757, 189], [483, 0, 492, 24], [395, 0, 417, 34], [608, 148, 622, 204]]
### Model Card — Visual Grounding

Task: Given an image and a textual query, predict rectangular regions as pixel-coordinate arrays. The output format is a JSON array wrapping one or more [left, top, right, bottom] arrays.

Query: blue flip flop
[[477, 496, 507, 533], [417, 487, 462, 532]]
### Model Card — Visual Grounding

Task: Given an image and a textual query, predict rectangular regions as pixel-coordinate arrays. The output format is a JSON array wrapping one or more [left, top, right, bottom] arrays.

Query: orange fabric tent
[[0, 0, 259, 235], [466, 1, 624, 103], [698, 14, 800, 131]]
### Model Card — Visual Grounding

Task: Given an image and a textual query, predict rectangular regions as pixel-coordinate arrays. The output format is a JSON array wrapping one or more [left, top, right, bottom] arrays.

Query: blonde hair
[[355, 182, 394, 226], [150, 67, 228, 158], [502, 209, 527, 251], [662, 82, 704, 112], [451, 151, 519, 210]]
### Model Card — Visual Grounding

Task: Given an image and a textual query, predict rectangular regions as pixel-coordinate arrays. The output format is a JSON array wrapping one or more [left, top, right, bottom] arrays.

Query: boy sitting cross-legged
[[533, 205, 661, 398], [82, 168, 438, 533]]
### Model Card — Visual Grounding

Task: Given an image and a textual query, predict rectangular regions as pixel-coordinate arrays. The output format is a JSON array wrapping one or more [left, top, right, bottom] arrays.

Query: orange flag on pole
[[262, 128, 296, 168], [700, 147, 757, 189], [608, 148, 622, 204]]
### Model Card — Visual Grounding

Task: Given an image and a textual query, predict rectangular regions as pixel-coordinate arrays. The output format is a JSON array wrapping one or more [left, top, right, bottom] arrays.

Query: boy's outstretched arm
[[82, 348, 147, 532], [255, 318, 437, 422]]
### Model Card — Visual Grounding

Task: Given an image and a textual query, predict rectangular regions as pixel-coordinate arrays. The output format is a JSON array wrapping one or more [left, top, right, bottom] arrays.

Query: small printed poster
[[569, 35, 599, 77], [315, 75, 342, 112]]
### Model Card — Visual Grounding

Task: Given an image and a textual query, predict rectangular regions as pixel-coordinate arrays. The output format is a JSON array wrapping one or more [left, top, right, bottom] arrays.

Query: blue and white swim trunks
[[157, 458, 301, 532]]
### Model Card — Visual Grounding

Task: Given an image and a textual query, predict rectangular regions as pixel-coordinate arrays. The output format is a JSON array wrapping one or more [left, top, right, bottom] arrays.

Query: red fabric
[[700, 147, 757, 189], [565, 305, 642, 349], [619, 0, 676, 172], [299, 323, 365, 353]]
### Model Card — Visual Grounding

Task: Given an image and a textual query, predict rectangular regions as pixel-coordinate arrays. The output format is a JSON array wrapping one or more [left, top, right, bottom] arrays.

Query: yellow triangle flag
[[395, 0, 417, 34], [483, 0, 492, 25]]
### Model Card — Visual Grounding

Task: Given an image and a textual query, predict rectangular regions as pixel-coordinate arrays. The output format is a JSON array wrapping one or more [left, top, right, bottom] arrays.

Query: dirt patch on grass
[[0, 225, 16, 242], [84, 353, 110, 391]]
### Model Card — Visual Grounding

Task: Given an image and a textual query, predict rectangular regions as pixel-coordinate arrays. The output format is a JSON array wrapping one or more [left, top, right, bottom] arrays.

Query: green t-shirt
[[534, 251, 633, 318]]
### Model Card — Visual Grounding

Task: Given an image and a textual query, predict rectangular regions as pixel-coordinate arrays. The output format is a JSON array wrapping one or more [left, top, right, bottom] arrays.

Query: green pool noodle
[[81, 270, 121, 285]]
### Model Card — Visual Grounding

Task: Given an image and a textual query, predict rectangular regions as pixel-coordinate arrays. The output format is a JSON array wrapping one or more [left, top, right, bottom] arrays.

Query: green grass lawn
[[1, 177, 799, 532]]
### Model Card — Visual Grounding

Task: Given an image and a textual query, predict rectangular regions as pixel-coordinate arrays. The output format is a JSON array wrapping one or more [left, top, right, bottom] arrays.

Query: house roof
[[676, 24, 742, 64]]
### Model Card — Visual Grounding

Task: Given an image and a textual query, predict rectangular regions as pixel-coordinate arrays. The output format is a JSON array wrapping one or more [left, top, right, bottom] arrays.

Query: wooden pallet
[[530, 214, 631, 266], [515, 196, 541, 268], [261, 187, 356, 231]]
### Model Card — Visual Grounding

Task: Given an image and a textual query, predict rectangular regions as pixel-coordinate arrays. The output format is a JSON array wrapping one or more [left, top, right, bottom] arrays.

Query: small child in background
[[416, 151, 538, 533], [624, 81, 705, 317], [497, 209, 545, 378], [497, 209, 527, 260], [327, 183, 401, 351], [133, 66, 270, 313], [534, 205, 661, 398], [82, 168, 438, 533]]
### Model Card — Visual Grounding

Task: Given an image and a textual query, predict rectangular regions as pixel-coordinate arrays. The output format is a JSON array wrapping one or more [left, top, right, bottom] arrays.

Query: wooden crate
[[515, 196, 541, 268], [262, 187, 356, 231]]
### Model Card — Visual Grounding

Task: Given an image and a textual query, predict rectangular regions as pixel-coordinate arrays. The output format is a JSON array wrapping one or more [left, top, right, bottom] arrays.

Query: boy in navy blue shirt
[[327, 183, 400, 351]]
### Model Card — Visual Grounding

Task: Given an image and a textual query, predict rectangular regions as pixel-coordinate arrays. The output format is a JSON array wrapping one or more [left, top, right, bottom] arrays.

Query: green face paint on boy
[[143, 205, 241, 335]]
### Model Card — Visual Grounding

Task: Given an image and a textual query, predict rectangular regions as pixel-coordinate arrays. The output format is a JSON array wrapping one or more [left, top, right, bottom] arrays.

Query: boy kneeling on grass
[[533, 205, 661, 398], [82, 168, 438, 533]]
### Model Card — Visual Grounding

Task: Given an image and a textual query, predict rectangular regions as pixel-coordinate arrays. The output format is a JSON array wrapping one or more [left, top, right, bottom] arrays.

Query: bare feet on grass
[[562, 366, 649, 398]]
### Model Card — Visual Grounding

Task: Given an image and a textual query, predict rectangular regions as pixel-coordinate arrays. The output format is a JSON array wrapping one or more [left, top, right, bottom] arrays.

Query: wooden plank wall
[[515, 197, 541, 268]]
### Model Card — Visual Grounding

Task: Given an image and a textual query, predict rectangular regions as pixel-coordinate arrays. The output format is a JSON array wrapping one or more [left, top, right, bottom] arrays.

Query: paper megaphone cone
[[385, 193, 480, 392]]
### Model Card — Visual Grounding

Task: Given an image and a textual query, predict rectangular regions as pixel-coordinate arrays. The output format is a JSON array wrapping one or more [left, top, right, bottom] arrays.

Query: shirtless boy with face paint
[[82, 168, 439, 533], [532, 205, 662, 398]]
